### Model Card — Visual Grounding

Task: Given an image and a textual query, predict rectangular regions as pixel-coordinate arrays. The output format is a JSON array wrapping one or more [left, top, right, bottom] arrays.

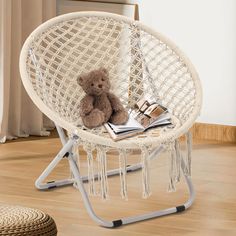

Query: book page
[[108, 114, 144, 134], [147, 112, 172, 129]]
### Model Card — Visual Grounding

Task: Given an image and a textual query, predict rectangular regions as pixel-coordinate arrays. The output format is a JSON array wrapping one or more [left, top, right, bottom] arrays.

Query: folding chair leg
[[68, 150, 195, 228], [35, 138, 74, 190]]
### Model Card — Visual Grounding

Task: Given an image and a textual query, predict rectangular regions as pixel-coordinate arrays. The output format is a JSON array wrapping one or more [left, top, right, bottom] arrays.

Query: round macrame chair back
[[20, 11, 202, 147]]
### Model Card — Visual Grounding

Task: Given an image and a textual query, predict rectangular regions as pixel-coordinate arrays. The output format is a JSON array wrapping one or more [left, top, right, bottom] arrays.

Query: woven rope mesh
[[26, 16, 197, 129]]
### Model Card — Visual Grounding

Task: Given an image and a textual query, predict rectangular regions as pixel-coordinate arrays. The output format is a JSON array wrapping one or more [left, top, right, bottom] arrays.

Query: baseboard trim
[[191, 123, 236, 143]]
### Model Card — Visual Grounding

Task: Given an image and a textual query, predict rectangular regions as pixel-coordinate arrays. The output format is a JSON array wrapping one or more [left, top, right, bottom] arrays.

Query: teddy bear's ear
[[100, 67, 108, 76], [77, 75, 85, 86]]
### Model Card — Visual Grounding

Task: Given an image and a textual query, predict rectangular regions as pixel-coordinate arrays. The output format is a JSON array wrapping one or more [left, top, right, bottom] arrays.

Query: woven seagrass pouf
[[0, 205, 57, 236]]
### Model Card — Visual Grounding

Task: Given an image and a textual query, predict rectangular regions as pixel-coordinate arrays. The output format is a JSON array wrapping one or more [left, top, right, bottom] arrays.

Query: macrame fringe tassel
[[97, 146, 109, 200], [174, 139, 181, 183], [71, 142, 80, 188], [83, 144, 96, 196], [118, 149, 128, 200], [184, 131, 192, 176], [72, 143, 80, 170], [167, 138, 186, 192], [140, 146, 151, 198], [168, 143, 177, 192]]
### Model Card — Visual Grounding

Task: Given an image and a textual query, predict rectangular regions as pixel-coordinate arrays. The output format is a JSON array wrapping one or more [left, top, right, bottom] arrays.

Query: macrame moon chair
[[19, 12, 202, 228]]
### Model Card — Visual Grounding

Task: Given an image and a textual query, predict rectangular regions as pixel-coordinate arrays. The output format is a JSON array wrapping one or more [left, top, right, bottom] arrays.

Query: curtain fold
[[0, 0, 56, 143]]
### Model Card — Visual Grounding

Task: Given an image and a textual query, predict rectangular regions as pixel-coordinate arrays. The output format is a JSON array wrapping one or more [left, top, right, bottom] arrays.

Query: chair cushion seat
[[0, 205, 57, 236]]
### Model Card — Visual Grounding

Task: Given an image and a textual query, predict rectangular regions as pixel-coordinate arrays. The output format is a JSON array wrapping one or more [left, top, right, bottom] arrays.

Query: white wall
[[137, 0, 236, 126]]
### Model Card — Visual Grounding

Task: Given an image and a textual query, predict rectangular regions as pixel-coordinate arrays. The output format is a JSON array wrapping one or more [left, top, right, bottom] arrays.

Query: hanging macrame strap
[[118, 149, 128, 200], [71, 139, 80, 189], [174, 139, 181, 183], [96, 145, 109, 200], [184, 131, 192, 176], [72, 141, 80, 170], [163, 141, 180, 193], [167, 142, 177, 192], [83, 143, 96, 196], [140, 145, 151, 198]]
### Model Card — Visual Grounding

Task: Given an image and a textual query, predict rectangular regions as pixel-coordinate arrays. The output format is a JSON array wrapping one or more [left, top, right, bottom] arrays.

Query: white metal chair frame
[[19, 12, 202, 228]]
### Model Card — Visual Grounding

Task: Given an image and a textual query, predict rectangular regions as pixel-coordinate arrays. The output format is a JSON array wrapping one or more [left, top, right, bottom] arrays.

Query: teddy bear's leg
[[109, 109, 129, 125], [82, 109, 105, 128]]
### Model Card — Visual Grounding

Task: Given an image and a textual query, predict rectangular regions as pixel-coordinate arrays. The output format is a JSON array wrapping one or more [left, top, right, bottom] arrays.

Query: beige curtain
[[0, 0, 56, 143]]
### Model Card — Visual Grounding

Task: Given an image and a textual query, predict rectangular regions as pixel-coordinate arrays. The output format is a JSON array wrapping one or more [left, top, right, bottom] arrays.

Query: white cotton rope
[[87, 149, 96, 195], [96, 146, 109, 200], [77, 138, 194, 199], [167, 142, 177, 192], [184, 131, 192, 176], [140, 145, 151, 198], [174, 139, 181, 183], [118, 149, 128, 200], [70, 133, 193, 200]]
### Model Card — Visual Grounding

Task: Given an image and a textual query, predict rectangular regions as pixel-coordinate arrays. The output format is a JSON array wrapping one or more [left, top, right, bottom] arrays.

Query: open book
[[104, 98, 172, 141]]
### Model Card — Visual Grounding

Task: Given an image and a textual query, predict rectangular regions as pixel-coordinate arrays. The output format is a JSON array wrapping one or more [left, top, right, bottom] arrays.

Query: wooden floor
[[0, 137, 236, 236]]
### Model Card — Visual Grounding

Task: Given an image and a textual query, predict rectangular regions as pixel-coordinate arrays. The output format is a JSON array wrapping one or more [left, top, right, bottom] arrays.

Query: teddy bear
[[77, 67, 129, 129]]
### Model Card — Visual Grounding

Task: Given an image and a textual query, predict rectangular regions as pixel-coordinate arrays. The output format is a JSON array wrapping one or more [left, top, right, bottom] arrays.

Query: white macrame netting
[[20, 12, 202, 200]]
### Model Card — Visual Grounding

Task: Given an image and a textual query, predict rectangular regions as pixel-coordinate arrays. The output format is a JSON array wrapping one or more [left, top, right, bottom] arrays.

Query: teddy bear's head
[[77, 68, 111, 96]]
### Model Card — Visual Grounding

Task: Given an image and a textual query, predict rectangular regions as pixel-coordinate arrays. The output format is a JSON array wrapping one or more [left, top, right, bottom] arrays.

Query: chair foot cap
[[112, 219, 123, 227], [176, 205, 185, 213]]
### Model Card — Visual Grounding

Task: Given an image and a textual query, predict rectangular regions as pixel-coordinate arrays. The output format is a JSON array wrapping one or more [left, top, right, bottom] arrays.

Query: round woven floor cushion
[[0, 205, 57, 236]]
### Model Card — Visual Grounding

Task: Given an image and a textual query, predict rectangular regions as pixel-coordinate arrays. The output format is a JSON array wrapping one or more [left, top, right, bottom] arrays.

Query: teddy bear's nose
[[98, 84, 103, 88]]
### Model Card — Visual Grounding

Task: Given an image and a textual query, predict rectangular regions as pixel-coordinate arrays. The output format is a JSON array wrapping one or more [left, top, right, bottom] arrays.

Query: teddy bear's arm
[[79, 95, 94, 116], [107, 93, 124, 112]]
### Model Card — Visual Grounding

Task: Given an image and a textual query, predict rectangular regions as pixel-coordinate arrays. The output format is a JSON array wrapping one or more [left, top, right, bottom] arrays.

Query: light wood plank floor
[[0, 137, 236, 236]]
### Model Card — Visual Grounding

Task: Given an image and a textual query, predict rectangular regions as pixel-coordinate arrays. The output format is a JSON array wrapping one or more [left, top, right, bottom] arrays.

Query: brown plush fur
[[77, 68, 129, 129]]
